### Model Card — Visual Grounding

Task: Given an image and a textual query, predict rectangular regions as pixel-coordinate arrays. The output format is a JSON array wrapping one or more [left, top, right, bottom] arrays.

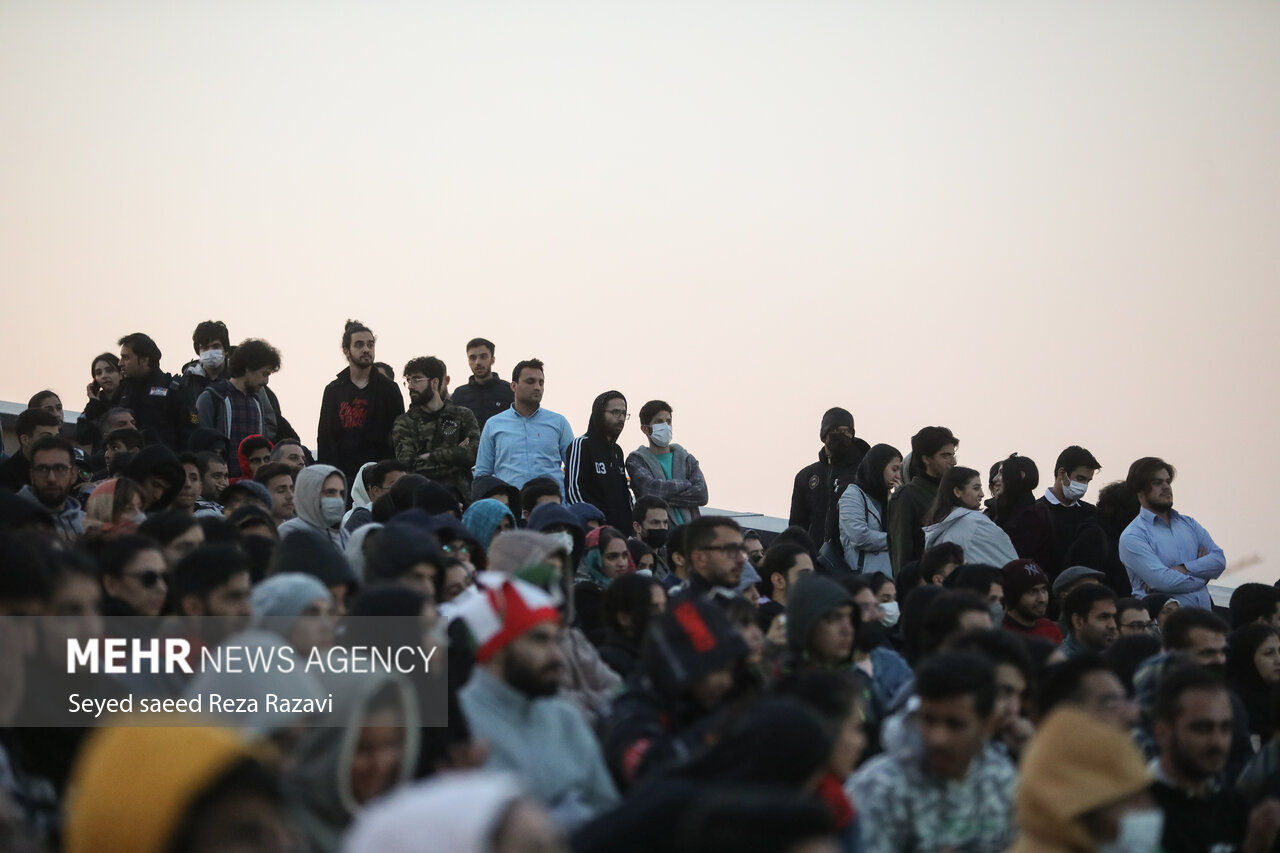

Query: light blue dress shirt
[[474, 405, 573, 490], [1118, 506, 1225, 608]]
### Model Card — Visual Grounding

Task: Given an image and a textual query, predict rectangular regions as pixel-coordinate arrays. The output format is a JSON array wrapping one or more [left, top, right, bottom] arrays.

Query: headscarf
[[853, 443, 902, 507]]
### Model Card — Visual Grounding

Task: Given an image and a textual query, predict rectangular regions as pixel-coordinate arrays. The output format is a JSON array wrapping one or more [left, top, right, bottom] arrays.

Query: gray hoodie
[[279, 464, 351, 550], [922, 507, 1018, 567]]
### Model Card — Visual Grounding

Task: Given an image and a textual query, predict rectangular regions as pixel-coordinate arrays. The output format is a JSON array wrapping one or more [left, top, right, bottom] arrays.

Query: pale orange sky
[[2, 2, 1277, 581]]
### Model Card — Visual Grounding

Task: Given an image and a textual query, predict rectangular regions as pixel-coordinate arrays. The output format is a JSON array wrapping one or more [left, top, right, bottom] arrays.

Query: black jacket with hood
[[316, 367, 405, 483], [565, 391, 633, 533], [116, 367, 182, 449], [789, 439, 871, 546]]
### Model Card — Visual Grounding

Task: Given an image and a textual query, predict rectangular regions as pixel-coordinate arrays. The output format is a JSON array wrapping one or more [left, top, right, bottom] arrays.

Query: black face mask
[[643, 528, 668, 550], [826, 432, 854, 463]]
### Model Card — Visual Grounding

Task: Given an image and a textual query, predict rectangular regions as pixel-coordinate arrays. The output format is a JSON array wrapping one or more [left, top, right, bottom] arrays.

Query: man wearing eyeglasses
[[391, 355, 480, 505], [671, 516, 747, 600], [19, 435, 85, 542], [565, 391, 633, 533]]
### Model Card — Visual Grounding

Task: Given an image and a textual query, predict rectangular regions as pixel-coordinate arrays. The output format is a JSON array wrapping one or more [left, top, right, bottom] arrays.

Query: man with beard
[[789, 407, 870, 549], [457, 575, 619, 827], [1120, 456, 1225, 610], [116, 332, 183, 449], [316, 320, 405, 483], [391, 356, 481, 504], [172, 544, 254, 645], [195, 338, 283, 476], [1000, 559, 1063, 644], [1151, 665, 1280, 853], [671, 516, 747, 600], [19, 435, 85, 541], [475, 358, 574, 491], [565, 391, 633, 532]]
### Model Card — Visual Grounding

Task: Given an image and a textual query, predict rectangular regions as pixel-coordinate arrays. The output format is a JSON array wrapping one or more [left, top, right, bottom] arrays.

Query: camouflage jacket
[[390, 402, 481, 497]]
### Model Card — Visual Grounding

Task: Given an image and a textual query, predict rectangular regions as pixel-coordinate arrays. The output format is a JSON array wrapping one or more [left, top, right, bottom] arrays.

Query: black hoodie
[[565, 391, 633, 532], [316, 367, 405, 483]]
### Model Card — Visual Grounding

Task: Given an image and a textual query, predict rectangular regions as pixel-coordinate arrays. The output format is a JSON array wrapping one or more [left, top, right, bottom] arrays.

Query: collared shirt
[[474, 405, 573, 490], [1041, 487, 1074, 507], [1119, 506, 1224, 609]]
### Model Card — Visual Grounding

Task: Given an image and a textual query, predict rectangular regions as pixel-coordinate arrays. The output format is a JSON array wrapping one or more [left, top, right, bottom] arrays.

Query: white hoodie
[[922, 507, 1018, 567]]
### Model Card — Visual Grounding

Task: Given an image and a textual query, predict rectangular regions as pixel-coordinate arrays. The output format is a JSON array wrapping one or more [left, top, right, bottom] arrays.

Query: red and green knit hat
[[455, 574, 561, 662]]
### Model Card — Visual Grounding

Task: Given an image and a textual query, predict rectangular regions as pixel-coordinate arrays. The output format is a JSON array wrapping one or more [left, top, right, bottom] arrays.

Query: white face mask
[[548, 530, 575, 556], [649, 422, 672, 447], [1062, 479, 1089, 502], [320, 496, 346, 526], [199, 348, 225, 371], [880, 600, 900, 627], [1099, 808, 1164, 853]]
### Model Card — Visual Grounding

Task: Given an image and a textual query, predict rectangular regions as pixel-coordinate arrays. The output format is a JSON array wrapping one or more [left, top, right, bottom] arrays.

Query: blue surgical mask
[[649, 423, 672, 447], [1062, 479, 1089, 502]]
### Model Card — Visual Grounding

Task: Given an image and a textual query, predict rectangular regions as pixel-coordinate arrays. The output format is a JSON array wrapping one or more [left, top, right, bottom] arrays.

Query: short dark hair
[[1126, 457, 1176, 494], [172, 544, 249, 603], [520, 476, 562, 514], [511, 358, 544, 383], [268, 439, 303, 462], [1055, 446, 1101, 476], [758, 543, 810, 592], [1153, 663, 1227, 723], [915, 650, 996, 718], [105, 428, 145, 450], [16, 407, 61, 438], [466, 338, 495, 355], [194, 451, 226, 477], [342, 319, 373, 350], [1037, 653, 1117, 715], [1163, 607, 1228, 650], [118, 332, 162, 367], [947, 564, 1002, 596], [253, 462, 295, 485], [1229, 583, 1280, 629], [1062, 583, 1117, 627], [28, 390, 60, 410], [403, 356, 446, 382], [909, 426, 959, 477], [638, 400, 672, 426], [920, 541, 965, 582], [365, 460, 408, 492], [920, 591, 991, 658], [29, 434, 75, 464], [178, 451, 201, 470], [138, 511, 201, 547], [632, 495, 670, 525], [192, 320, 230, 352], [1115, 596, 1146, 616], [946, 627, 1034, 683], [683, 516, 742, 560], [96, 534, 163, 578], [228, 339, 281, 378], [239, 435, 273, 459]]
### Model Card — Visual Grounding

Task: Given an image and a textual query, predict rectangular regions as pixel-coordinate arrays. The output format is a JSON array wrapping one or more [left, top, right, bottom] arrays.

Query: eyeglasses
[[32, 464, 72, 476], [1122, 620, 1155, 632], [444, 543, 470, 556], [126, 570, 170, 589], [604, 409, 630, 419], [696, 543, 749, 557]]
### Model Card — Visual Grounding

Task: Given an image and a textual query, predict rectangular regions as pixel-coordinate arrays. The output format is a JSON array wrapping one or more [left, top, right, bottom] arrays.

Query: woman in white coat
[[921, 466, 1018, 567], [838, 443, 903, 576]]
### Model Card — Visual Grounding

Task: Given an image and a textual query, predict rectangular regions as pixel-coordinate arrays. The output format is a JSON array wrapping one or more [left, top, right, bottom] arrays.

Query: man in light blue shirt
[[1118, 456, 1224, 609], [474, 358, 574, 491]]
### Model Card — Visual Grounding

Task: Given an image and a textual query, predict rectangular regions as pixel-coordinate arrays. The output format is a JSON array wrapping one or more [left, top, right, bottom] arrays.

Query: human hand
[[1243, 798, 1280, 853]]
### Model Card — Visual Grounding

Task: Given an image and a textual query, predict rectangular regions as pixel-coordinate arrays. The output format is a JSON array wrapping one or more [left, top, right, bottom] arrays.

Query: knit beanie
[[1002, 558, 1050, 605], [642, 597, 748, 698], [453, 574, 560, 662], [1013, 707, 1151, 850], [487, 530, 564, 575], [65, 723, 256, 853], [819, 407, 854, 440], [567, 501, 606, 527], [249, 572, 332, 640], [269, 528, 357, 589], [461, 498, 516, 549]]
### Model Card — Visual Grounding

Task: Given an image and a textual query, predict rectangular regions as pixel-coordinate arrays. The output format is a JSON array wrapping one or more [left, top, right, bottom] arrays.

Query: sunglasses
[[126, 570, 170, 589]]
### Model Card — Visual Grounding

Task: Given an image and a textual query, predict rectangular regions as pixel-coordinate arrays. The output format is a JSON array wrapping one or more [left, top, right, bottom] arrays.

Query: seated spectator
[[785, 574, 857, 672], [278, 465, 350, 550], [462, 498, 516, 549], [95, 533, 169, 620], [1060, 583, 1118, 659], [121, 444, 185, 513], [1037, 653, 1136, 730], [1001, 559, 1063, 644], [919, 541, 965, 586], [1116, 596, 1156, 636], [848, 651, 1016, 853], [342, 460, 406, 533], [1226, 623, 1280, 743], [946, 628, 1037, 761], [1008, 708, 1156, 853], [520, 476, 563, 520], [82, 477, 146, 538], [573, 526, 633, 639], [269, 438, 308, 473], [596, 574, 665, 680], [138, 511, 206, 567], [1229, 582, 1280, 630], [249, 573, 335, 656], [269, 528, 359, 617], [235, 434, 274, 482]]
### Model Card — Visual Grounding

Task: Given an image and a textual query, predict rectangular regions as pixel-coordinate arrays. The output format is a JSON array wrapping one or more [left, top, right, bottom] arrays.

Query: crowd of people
[[1, 317, 1278, 853]]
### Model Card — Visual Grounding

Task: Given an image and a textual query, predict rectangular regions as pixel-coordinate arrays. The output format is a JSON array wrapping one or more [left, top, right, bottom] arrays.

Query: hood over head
[[341, 771, 523, 853], [64, 721, 262, 853], [641, 597, 748, 701], [462, 498, 516, 549], [250, 572, 332, 641], [350, 461, 377, 509], [487, 529, 564, 575], [344, 522, 383, 581], [412, 479, 459, 516], [1015, 707, 1151, 850], [671, 697, 833, 789], [785, 573, 856, 657], [292, 464, 346, 529], [567, 501, 606, 528], [585, 390, 626, 445], [526, 501, 586, 562], [235, 434, 272, 481], [122, 445, 185, 510]]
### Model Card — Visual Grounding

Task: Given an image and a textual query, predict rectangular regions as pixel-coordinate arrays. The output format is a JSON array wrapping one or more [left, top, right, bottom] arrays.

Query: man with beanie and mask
[[277, 464, 351, 551], [565, 391, 633, 532], [626, 399, 708, 527], [888, 425, 958, 576], [789, 407, 870, 548], [1002, 559, 1064, 644], [1009, 707, 1159, 853], [457, 574, 619, 829], [629, 495, 672, 576]]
